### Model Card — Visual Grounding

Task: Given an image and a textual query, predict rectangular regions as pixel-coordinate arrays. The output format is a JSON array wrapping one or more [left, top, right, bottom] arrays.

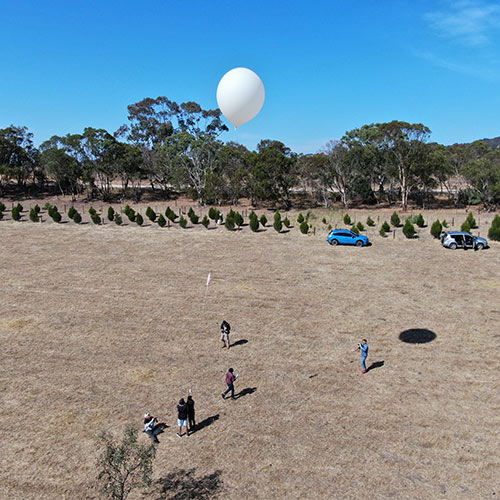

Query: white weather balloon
[[216, 67, 265, 129]]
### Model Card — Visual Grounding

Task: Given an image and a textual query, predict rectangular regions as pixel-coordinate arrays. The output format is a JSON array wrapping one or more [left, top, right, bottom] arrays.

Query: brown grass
[[0, 209, 499, 499]]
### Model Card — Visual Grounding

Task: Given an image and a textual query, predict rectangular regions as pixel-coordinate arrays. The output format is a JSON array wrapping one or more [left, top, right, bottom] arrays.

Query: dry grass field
[[1, 207, 499, 499]]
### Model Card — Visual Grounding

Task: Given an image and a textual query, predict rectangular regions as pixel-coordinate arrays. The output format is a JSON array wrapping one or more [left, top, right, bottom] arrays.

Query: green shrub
[[157, 214, 166, 227], [126, 208, 135, 222], [356, 221, 365, 231], [322, 217, 327, 224], [48, 206, 61, 223], [488, 214, 500, 241], [0, 201, 5, 212], [11, 206, 21, 221], [250, 216, 259, 232], [260, 214, 267, 227], [465, 212, 477, 229], [274, 211, 281, 225], [43, 202, 51, 210], [328, 223, 332, 230], [67, 206, 77, 219], [430, 220, 443, 239], [188, 208, 199, 224], [145, 207, 156, 222], [201, 215, 210, 228], [29, 208, 39, 222], [73, 212, 82, 224], [351, 225, 360, 235], [114, 213, 123, 225], [366, 216, 375, 227], [34, 204, 40, 214], [343, 213, 351, 225], [297, 213, 304, 224], [89, 206, 97, 217], [249, 210, 257, 221], [234, 211, 243, 228], [415, 214, 426, 228], [165, 207, 177, 222], [391, 212, 401, 227], [135, 213, 144, 226], [107, 206, 115, 221], [442, 219, 449, 228], [283, 217, 290, 228], [123, 204, 132, 215], [273, 219, 283, 233], [381, 221, 390, 232], [225, 215, 235, 231], [379, 228, 386, 237], [15, 203, 23, 213], [461, 220, 471, 232], [299, 221, 309, 234], [91, 213, 101, 225], [208, 207, 219, 221], [402, 219, 416, 238], [179, 216, 187, 228]]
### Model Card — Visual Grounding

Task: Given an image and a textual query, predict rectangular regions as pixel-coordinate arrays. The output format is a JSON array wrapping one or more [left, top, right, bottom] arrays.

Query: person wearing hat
[[177, 398, 189, 438], [143, 412, 161, 443]]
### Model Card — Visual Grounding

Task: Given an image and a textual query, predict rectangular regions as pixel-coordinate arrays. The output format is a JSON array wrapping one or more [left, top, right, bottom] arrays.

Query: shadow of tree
[[147, 468, 223, 499]]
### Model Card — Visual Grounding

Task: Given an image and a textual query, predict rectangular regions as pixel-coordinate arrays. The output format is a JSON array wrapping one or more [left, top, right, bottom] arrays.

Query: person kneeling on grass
[[143, 412, 162, 443], [177, 398, 189, 438]]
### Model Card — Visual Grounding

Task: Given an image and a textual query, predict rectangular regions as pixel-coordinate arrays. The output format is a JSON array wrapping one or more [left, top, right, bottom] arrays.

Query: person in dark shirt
[[177, 398, 189, 437], [220, 320, 231, 349], [187, 394, 196, 431]]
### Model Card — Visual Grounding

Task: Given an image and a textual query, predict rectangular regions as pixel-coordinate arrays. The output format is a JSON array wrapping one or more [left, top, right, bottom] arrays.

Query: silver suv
[[441, 231, 488, 250]]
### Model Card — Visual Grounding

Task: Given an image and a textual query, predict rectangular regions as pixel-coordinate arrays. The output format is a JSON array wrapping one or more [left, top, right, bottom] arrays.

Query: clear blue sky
[[1, 0, 499, 153]]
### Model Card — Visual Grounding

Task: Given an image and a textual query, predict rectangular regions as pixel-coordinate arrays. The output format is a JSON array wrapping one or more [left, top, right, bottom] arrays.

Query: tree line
[[1, 96, 499, 209]]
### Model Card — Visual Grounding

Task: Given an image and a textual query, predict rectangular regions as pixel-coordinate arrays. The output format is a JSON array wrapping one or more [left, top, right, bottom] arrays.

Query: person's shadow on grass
[[234, 387, 257, 399], [230, 339, 248, 348], [190, 414, 219, 434], [366, 361, 384, 372]]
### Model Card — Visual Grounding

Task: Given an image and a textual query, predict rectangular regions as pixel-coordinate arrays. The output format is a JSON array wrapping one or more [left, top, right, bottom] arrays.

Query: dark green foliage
[[249, 211, 257, 221], [391, 212, 401, 227], [366, 216, 375, 227], [114, 213, 123, 225], [179, 216, 187, 228], [89, 206, 97, 217], [188, 208, 199, 224], [403, 219, 416, 238], [208, 207, 219, 221], [328, 223, 332, 230], [0, 211, 3, 220], [343, 213, 351, 225], [442, 220, 449, 228], [250, 216, 259, 232], [224, 215, 235, 231], [488, 214, 500, 241], [297, 213, 304, 224], [381, 221, 390, 232], [29, 208, 39, 222], [126, 208, 136, 222], [322, 217, 327, 224], [234, 211, 243, 228], [415, 214, 426, 228], [107, 206, 115, 222], [157, 214, 166, 227], [273, 219, 283, 233], [201, 215, 210, 228], [123, 204, 132, 216], [430, 220, 443, 239], [15, 203, 23, 213], [145, 207, 156, 222], [48, 205, 61, 223], [135, 213, 144, 226], [165, 206, 177, 222], [299, 221, 309, 234], [73, 212, 82, 224], [67, 206, 77, 219], [34, 204, 40, 214], [283, 217, 290, 228], [351, 225, 360, 235], [379, 228, 386, 237], [260, 214, 267, 227], [43, 202, 52, 210], [91, 213, 101, 224], [95, 425, 156, 500], [465, 212, 477, 229], [458, 188, 481, 206], [274, 211, 282, 225], [356, 221, 365, 231], [0, 201, 5, 212], [461, 220, 471, 232]]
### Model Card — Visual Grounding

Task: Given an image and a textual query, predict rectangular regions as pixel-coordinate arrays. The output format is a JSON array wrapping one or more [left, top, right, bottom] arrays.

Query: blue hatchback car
[[327, 229, 370, 247]]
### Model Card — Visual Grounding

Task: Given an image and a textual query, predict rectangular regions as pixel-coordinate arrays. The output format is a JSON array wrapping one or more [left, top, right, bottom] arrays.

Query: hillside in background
[[481, 136, 500, 150]]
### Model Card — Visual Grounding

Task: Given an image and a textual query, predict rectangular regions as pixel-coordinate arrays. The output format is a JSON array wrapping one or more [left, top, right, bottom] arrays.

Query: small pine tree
[[67, 206, 77, 219], [165, 207, 177, 222], [461, 220, 471, 232], [442, 219, 449, 228], [135, 213, 144, 226], [391, 212, 401, 227], [381, 221, 390, 232], [250, 216, 259, 232], [249, 211, 257, 221], [16, 203, 23, 213], [351, 225, 360, 235], [343, 213, 351, 225], [91, 213, 101, 225], [107, 206, 115, 221], [89, 206, 97, 217], [273, 219, 283, 233], [274, 211, 281, 225], [283, 217, 290, 228], [403, 218, 416, 238], [34, 204, 41, 214], [299, 221, 309, 234], [208, 207, 219, 221], [188, 209, 199, 224], [29, 208, 39, 222], [415, 214, 426, 227], [179, 216, 187, 228], [49, 206, 61, 223], [260, 214, 267, 227], [157, 214, 166, 227], [488, 214, 500, 241], [379, 228, 386, 237], [234, 212, 244, 229], [43, 202, 52, 211], [145, 207, 156, 222], [225, 215, 235, 231], [297, 213, 304, 224], [430, 220, 443, 239], [126, 208, 136, 222], [322, 217, 327, 224], [465, 212, 477, 229], [356, 221, 365, 231], [201, 215, 210, 228], [73, 212, 82, 224], [114, 213, 123, 225], [366, 216, 375, 227]]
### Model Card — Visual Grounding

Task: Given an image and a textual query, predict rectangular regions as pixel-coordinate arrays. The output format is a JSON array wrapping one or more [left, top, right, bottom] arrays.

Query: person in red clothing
[[221, 368, 238, 400]]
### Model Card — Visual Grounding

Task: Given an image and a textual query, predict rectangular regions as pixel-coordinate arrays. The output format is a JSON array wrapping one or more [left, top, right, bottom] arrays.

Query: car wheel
[[476, 243, 484, 250], [449, 243, 457, 250], [356, 240, 363, 247], [330, 239, 339, 246]]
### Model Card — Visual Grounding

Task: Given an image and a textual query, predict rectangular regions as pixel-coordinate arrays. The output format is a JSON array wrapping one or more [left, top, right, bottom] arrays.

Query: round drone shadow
[[399, 329, 437, 344]]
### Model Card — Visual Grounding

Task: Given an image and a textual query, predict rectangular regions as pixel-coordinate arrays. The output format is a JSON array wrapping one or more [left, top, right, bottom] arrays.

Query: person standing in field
[[176, 398, 189, 437], [358, 339, 369, 373], [220, 320, 231, 349], [221, 367, 238, 400], [187, 390, 196, 431]]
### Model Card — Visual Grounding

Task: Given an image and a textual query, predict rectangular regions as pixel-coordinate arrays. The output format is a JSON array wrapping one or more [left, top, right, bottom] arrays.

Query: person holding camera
[[143, 412, 162, 443], [220, 320, 231, 349], [221, 367, 238, 400], [358, 339, 369, 373]]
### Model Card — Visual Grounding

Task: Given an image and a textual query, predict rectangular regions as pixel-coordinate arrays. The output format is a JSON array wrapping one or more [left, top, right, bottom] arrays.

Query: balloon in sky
[[216, 67, 265, 129]]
